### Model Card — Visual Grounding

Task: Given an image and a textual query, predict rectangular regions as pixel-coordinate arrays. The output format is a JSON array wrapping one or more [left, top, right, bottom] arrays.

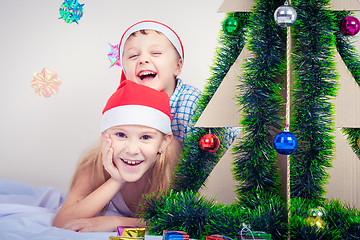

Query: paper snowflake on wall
[[31, 68, 61, 98], [59, 0, 84, 24], [107, 43, 121, 68]]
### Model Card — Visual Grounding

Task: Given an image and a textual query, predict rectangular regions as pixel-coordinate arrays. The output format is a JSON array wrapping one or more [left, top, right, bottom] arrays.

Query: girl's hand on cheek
[[102, 133, 125, 184]]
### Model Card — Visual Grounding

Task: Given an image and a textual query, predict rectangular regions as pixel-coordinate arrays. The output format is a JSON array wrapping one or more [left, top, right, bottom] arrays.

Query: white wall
[[0, 0, 224, 192]]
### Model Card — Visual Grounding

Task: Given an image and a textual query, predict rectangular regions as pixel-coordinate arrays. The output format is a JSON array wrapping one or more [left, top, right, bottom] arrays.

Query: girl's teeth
[[123, 159, 140, 165]]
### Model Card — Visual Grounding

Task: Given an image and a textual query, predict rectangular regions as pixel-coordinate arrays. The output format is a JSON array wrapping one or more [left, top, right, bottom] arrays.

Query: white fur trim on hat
[[101, 105, 172, 134]]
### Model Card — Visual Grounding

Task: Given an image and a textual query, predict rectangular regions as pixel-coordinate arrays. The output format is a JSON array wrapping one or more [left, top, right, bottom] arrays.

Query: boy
[[118, 20, 202, 142]]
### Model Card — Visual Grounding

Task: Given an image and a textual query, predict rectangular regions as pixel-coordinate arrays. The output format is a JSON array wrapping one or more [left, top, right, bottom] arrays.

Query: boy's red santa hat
[[101, 80, 172, 134], [118, 20, 184, 82]]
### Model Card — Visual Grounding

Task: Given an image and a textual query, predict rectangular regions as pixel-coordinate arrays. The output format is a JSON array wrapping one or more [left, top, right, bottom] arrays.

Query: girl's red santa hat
[[101, 80, 172, 134], [118, 20, 184, 81]]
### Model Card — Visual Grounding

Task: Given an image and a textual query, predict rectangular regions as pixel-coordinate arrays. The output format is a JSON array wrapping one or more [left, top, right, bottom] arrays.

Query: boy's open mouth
[[121, 158, 143, 166], [138, 71, 157, 81]]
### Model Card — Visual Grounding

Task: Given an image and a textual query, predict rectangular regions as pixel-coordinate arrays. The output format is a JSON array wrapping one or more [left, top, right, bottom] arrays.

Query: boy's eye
[[152, 52, 161, 56], [129, 54, 138, 59], [116, 132, 126, 138]]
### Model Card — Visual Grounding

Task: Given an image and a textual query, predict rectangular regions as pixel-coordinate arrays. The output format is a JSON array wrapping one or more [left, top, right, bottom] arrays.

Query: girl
[[53, 80, 181, 232]]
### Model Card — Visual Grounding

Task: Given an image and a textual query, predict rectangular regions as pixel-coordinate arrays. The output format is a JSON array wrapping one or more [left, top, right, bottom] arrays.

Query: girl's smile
[[121, 158, 143, 165]]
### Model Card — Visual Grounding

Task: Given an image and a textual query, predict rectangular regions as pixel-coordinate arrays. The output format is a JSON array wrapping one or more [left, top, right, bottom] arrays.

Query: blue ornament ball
[[273, 131, 298, 155]]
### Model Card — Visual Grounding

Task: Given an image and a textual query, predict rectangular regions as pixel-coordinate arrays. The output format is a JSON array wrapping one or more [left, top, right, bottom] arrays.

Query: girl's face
[[122, 30, 183, 97], [106, 125, 172, 183]]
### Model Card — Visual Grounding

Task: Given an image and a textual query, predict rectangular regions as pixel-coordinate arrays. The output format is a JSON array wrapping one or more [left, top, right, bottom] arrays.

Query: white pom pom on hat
[[101, 80, 172, 134]]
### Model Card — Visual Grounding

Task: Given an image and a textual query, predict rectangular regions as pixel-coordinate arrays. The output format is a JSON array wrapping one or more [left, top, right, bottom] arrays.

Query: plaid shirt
[[169, 78, 241, 146], [170, 78, 201, 142]]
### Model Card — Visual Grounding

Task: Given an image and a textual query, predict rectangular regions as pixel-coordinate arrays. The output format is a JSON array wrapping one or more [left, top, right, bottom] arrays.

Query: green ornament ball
[[222, 16, 242, 35]]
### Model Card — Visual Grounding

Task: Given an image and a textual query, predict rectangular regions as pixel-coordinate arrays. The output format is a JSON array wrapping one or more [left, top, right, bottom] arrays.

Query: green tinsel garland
[[172, 11, 250, 192], [333, 11, 360, 160], [141, 190, 218, 239], [233, 0, 285, 196], [341, 127, 360, 159], [334, 11, 360, 87], [290, 0, 338, 200], [142, 190, 288, 240], [290, 197, 360, 239]]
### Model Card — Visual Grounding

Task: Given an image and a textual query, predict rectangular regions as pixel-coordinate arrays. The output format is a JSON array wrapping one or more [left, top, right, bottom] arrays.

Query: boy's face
[[122, 30, 183, 97]]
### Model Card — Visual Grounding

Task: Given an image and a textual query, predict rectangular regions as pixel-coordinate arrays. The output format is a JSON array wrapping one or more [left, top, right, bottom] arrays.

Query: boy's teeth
[[138, 71, 156, 80], [140, 71, 153, 76]]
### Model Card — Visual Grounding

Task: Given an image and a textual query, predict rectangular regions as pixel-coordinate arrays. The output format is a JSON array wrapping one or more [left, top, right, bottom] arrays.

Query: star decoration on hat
[[107, 43, 121, 68], [59, 0, 84, 24], [31, 68, 61, 98]]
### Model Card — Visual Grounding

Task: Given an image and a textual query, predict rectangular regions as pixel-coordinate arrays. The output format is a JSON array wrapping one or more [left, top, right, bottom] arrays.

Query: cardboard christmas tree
[[198, 0, 360, 207]]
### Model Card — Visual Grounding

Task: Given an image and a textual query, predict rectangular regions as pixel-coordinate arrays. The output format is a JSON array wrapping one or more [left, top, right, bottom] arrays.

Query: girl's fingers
[[102, 134, 114, 167], [101, 134, 124, 183]]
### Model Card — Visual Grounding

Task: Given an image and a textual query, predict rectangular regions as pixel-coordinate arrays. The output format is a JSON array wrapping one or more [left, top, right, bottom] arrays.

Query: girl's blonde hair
[[69, 134, 181, 214]]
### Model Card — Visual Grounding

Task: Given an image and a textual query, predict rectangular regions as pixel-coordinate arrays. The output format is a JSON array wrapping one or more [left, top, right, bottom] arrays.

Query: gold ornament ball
[[308, 207, 326, 217], [357, 136, 360, 148], [305, 216, 326, 230]]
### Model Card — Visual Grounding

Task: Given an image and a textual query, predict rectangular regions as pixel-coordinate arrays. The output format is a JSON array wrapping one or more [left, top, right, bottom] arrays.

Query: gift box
[[238, 231, 271, 240], [163, 230, 190, 240], [110, 237, 144, 240], [206, 234, 232, 240], [109, 227, 146, 240], [117, 227, 145, 238]]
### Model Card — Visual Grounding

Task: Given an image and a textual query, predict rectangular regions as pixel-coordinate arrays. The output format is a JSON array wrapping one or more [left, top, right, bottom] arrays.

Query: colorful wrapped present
[[163, 230, 190, 240], [110, 237, 143, 240], [109, 227, 145, 240], [117, 227, 145, 238], [206, 234, 232, 240]]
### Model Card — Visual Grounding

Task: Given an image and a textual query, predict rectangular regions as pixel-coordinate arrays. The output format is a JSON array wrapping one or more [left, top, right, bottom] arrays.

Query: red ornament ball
[[199, 133, 220, 153], [340, 16, 360, 36]]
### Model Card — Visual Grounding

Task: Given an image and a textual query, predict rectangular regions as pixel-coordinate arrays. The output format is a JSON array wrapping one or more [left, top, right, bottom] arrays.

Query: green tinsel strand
[[341, 127, 360, 160], [204, 191, 288, 240], [141, 190, 220, 240], [334, 11, 360, 86], [233, 0, 285, 196], [334, 11, 360, 161], [172, 128, 226, 191], [290, 215, 339, 239], [207, 203, 248, 238], [323, 199, 360, 239], [239, 191, 288, 240], [348, 208, 360, 239], [289, 198, 340, 239], [172, 12, 250, 191], [195, 12, 250, 113], [290, 0, 338, 200]]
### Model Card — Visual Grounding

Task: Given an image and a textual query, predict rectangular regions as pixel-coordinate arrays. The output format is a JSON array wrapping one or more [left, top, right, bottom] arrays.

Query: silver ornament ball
[[274, 5, 297, 27]]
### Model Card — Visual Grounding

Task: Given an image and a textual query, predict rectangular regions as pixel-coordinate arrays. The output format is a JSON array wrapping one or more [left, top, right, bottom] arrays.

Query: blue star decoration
[[59, 0, 84, 24]]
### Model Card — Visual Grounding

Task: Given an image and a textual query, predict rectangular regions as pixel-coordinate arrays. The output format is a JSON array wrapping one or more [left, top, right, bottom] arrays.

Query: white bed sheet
[[0, 179, 121, 240]]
